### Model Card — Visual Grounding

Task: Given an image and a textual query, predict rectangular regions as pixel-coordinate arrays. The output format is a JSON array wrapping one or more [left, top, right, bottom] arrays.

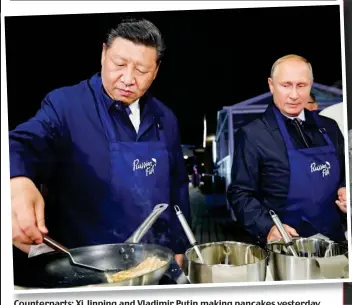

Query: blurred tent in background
[[319, 102, 344, 134]]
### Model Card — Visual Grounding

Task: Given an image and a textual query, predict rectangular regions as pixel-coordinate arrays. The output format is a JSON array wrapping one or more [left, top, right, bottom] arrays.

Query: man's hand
[[174, 254, 184, 267], [336, 187, 347, 213], [13, 241, 32, 253], [11, 177, 48, 253], [267, 224, 299, 242]]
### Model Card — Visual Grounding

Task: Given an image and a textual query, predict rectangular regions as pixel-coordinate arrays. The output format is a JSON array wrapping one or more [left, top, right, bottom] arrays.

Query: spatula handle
[[43, 236, 70, 254], [174, 205, 197, 246], [269, 210, 298, 257]]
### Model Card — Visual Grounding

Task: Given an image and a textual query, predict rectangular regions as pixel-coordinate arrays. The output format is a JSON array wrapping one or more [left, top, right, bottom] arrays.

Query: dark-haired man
[[10, 18, 190, 267], [306, 92, 318, 111]]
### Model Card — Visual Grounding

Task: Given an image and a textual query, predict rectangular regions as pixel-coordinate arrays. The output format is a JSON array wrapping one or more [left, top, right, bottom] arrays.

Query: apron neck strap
[[273, 105, 336, 150], [311, 111, 335, 148], [273, 105, 296, 150]]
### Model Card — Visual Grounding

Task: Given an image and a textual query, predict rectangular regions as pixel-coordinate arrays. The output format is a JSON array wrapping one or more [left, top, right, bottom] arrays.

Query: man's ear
[[153, 61, 161, 80], [101, 43, 107, 65], [268, 77, 274, 94]]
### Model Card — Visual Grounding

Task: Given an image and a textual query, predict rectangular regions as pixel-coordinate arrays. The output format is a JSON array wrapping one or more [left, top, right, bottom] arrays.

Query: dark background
[[4, 5, 344, 147]]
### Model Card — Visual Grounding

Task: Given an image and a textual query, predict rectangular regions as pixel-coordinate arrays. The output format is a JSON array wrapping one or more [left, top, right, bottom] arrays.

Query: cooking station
[[12, 204, 349, 290], [175, 205, 348, 284], [13, 240, 348, 290]]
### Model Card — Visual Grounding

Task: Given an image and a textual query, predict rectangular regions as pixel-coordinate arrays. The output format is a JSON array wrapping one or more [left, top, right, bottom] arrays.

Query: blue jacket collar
[[263, 102, 317, 131]]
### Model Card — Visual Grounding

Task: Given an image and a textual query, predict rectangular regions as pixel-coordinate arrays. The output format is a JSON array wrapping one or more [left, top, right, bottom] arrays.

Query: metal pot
[[14, 204, 175, 289], [267, 237, 349, 280], [185, 241, 268, 283]]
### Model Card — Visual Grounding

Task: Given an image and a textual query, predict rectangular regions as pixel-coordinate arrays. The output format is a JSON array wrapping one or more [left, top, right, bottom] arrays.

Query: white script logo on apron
[[310, 161, 331, 177], [133, 158, 157, 176]]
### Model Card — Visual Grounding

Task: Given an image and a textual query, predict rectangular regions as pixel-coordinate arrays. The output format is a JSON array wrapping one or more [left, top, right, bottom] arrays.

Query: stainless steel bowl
[[267, 237, 348, 280], [185, 241, 268, 283]]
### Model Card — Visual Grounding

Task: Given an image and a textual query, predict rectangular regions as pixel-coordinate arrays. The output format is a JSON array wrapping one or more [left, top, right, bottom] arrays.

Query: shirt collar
[[101, 86, 139, 113], [101, 87, 118, 110], [281, 109, 306, 121], [128, 99, 140, 115]]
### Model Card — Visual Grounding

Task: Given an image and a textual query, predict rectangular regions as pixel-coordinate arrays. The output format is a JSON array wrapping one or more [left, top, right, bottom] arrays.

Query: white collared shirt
[[128, 99, 140, 133], [281, 109, 306, 122]]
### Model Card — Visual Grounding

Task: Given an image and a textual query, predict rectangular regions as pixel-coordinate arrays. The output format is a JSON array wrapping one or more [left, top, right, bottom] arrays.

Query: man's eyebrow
[[280, 80, 309, 84], [136, 63, 152, 70], [111, 55, 152, 69], [112, 55, 126, 61]]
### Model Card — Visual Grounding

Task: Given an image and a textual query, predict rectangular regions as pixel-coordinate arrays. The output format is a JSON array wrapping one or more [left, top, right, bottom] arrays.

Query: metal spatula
[[174, 205, 205, 263], [42, 203, 170, 272], [43, 236, 110, 272]]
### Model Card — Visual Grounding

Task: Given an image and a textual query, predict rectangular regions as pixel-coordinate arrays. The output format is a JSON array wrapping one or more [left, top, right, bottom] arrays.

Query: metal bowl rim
[[266, 237, 348, 259], [267, 237, 345, 245], [185, 241, 269, 267]]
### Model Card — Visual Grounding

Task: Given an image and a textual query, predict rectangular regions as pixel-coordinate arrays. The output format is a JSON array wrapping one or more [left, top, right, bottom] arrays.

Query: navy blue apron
[[87, 77, 172, 247], [273, 106, 345, 241]]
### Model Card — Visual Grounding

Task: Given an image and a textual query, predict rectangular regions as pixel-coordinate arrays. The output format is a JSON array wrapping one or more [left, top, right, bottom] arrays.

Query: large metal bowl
[[185, 241, 268, 283], [267, 237, 348, 280]]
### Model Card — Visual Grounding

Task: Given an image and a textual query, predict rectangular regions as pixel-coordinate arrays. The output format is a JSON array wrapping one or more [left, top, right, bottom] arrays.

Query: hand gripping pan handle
[[269, 210, 298, 257]]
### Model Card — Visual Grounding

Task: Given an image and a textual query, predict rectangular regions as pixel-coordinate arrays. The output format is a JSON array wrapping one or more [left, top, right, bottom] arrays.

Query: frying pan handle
[[43, 236, 70, 254], [124, 203, 169, 243]]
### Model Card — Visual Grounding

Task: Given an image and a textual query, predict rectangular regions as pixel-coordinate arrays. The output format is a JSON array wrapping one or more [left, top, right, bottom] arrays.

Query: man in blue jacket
[[10, 18, 190, 267], [227, 54, 347, 244]]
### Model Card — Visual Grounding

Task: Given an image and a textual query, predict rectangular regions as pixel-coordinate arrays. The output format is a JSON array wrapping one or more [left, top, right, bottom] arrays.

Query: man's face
[[101, 37, 159, 104], [268, 59, 313, 117]]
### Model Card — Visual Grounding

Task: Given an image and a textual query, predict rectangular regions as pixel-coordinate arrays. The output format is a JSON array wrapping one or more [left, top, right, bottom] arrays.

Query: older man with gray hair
[[227, 54, 347, 244]]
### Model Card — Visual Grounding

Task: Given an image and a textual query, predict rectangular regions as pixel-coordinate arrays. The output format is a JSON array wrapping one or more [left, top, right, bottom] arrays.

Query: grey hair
[[270, 54, 314, 81]]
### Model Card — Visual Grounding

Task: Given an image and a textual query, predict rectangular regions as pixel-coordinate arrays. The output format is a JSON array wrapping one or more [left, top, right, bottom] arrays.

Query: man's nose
[[289, 87, 299, 100], [121, 67, 135, 86]]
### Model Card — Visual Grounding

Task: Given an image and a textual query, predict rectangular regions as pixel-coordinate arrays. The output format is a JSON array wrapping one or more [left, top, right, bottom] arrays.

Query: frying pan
[[14, 203, 175, 289]]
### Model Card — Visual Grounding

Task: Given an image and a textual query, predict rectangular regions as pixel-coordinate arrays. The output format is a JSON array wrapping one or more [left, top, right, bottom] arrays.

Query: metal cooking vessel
[[185, 241, 268, 283], [267, 237, 349, 280], [13, 204, 175, 289]]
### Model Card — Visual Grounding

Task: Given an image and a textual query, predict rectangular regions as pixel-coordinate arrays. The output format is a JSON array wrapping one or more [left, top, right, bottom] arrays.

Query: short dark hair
[[106, 18, 165, 64]]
